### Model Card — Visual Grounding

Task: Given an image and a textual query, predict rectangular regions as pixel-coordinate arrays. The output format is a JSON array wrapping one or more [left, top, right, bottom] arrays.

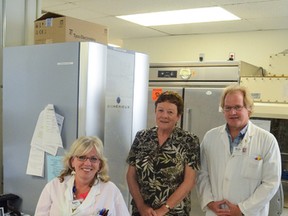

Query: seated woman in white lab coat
[[35, 136, 129, 216]]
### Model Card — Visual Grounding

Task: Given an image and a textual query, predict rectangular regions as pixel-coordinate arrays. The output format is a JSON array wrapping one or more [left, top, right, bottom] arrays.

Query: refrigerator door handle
[[184, 108, 192, 131]]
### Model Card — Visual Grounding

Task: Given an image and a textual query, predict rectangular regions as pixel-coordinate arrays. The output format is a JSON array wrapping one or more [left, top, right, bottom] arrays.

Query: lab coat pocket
[[241, 156, 263, 180]]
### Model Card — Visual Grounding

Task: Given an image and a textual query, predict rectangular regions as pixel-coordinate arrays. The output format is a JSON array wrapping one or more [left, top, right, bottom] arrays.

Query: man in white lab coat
[[197, 84, 281, 216]]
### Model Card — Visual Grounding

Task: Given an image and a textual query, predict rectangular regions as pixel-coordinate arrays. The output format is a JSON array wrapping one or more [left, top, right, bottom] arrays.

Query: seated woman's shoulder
[[100, 181, 123, 194]]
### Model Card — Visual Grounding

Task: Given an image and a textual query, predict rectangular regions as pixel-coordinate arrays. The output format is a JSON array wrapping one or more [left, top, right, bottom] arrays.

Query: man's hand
[[207, 200, 231, 216], [225, 200, 243, 216]]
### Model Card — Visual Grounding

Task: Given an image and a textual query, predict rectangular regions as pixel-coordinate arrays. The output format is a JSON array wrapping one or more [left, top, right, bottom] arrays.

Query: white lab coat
[[197, 121, 281, 216], [35, 175, 130, 216]]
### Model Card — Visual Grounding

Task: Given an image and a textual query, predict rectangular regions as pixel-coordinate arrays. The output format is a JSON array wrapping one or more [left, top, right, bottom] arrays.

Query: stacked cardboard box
[[34, 12, 108, 44]]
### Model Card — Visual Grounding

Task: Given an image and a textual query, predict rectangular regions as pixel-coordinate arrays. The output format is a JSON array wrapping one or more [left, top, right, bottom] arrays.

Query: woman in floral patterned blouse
[[126, 91, 200, 216]]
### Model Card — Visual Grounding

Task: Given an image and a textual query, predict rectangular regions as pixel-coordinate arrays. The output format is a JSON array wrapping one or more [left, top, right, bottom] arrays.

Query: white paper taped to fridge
[[30, 104, 64, 154], [26, 104, 64, 176]]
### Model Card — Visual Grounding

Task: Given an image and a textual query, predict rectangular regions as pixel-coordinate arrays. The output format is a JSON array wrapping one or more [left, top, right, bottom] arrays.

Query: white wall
[[123, 30, 288, 76], [1, 0, 39, 194], [0, 0, 3, 196], [4, 0, 38, 46]]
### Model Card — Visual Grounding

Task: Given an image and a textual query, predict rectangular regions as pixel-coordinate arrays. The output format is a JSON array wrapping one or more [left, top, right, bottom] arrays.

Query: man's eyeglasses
[[76, 156, 99, 163], [223, 105, 245, 112]]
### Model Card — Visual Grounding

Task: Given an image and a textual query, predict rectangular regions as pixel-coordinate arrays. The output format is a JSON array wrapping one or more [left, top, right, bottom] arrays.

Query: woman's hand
[[138, 204, 157, 216], [154, 204, 170, 216]]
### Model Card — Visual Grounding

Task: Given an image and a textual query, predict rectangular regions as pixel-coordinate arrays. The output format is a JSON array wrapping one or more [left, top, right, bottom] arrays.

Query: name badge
[[71, 199, 82, 212], [233, 146, 243, 155]]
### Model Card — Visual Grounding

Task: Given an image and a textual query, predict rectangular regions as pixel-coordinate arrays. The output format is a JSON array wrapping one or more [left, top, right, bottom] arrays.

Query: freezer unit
[[183, 87, 226, 141], [3, 42, 107, 214], [2, 42, 149, 214]]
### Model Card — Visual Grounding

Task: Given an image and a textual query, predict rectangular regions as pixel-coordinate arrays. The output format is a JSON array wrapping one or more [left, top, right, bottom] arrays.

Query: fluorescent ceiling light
[[108, 43, 121, 48], [117, 7, 240, 26]]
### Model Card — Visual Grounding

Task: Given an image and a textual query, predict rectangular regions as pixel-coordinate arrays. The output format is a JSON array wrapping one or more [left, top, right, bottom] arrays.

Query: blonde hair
[[58, 136, 110, 185], [220, 84, 254, 114]]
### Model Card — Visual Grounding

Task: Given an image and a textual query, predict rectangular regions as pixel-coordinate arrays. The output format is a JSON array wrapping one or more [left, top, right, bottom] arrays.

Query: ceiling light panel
[[117, 7, 241, 26]]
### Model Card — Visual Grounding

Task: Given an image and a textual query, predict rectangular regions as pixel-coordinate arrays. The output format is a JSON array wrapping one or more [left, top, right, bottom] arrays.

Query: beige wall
[[123, 29, 288, 76]]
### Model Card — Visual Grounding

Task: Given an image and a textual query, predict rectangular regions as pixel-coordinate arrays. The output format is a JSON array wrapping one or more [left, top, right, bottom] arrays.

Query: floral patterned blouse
[[126, 126, 200, 215]]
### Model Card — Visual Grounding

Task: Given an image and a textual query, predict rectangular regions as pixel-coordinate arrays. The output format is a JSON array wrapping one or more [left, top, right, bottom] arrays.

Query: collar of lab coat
[[219, 121, 254, 152], [64, 175, 101, 214]]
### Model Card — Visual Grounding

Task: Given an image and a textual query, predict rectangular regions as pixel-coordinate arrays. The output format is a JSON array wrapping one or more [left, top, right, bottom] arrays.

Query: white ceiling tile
[[41, 0, 288, 42]]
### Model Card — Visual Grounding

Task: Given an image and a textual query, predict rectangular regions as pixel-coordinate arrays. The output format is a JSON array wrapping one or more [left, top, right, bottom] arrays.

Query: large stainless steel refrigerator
[[147, 61, 260, 216], [2, 42, 149, 214], [104, 47, 149, 206]]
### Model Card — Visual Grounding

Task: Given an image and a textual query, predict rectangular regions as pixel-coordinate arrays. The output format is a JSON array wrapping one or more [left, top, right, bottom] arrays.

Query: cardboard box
[[34, 12, 108, 44]]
